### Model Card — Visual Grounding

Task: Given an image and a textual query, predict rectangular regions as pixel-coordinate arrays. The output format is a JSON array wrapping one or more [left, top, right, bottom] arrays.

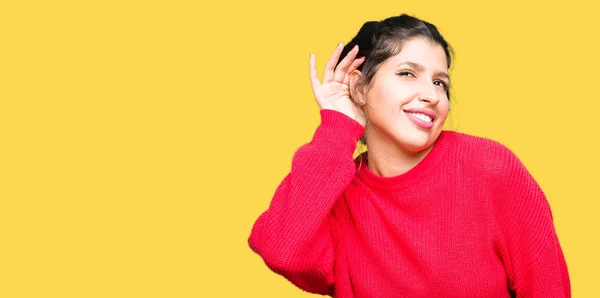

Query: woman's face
[[362, 37, 450, 153]]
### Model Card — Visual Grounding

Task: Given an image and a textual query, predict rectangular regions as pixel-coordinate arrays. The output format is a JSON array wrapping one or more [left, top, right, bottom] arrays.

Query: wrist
[[312, 109, 365, 152]]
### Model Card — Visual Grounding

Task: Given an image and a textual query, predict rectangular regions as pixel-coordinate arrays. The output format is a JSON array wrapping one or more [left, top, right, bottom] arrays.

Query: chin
[[397, 129, 438, 153]]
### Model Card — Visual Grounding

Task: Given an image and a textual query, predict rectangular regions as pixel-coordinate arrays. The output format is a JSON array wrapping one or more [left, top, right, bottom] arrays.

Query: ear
[[349, 70, 365, 104]]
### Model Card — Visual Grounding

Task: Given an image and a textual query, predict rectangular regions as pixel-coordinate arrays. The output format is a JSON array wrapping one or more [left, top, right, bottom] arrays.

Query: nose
[[418, 82, 440, 106]]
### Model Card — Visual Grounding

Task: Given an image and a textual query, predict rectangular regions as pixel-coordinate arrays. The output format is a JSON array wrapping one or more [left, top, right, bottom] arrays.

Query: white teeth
[[407, 112, 433, 122]]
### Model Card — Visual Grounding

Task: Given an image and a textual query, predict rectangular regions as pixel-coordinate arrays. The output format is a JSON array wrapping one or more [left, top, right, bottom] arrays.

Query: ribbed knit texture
[[248, 109, 570, 298]]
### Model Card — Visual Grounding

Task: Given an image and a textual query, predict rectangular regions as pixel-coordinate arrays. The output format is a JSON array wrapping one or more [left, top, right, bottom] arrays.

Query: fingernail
[[339, 42, 343, 47], [358, 56, 366, 60]]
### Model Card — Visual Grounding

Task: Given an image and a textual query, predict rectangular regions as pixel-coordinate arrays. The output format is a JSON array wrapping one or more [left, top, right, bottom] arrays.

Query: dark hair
[[337, 14, 454, 145]]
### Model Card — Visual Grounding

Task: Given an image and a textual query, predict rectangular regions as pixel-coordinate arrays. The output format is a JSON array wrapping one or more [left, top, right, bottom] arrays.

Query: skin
[[309, 37, 450, 177]]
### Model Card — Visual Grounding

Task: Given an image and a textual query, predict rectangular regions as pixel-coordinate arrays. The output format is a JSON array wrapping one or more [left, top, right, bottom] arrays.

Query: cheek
[[437, 101, 450, 123], [372, 86, 414, 111]]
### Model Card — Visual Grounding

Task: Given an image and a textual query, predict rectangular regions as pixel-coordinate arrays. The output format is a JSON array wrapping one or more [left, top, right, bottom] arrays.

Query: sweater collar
[[356, 130, 453, 191]]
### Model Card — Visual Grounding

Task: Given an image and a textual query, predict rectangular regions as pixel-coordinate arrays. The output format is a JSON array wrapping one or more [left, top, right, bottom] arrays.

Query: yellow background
[[1, 0, 598, 297]]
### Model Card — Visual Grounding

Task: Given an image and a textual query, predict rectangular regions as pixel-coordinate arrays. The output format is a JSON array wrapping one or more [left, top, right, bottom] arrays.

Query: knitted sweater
[[248, 109, 570, 297]]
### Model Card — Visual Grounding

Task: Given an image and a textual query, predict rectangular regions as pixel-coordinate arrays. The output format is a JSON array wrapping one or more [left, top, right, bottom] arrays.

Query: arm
[[248, 109, 364, 295], [492, 145, 571, 297], [514, 228, 571, 297]]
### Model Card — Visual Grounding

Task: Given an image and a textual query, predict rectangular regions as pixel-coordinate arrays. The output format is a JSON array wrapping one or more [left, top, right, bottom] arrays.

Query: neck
[[365, 134, 435, 178]]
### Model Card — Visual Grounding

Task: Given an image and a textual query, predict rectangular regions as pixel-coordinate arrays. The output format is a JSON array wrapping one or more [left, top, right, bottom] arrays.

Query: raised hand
[[309, 43, 366, 127]]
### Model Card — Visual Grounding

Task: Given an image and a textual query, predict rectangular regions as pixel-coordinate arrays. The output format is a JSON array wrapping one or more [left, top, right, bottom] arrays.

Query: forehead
[[382, 38, 448, 72]]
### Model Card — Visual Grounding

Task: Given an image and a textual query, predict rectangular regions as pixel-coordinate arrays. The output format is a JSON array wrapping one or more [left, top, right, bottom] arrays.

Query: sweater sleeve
[[248, 109, 364, 295], [491, 144, 571, 297]]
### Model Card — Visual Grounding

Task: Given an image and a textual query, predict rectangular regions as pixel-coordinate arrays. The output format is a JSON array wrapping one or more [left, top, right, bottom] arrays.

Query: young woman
[[248, 14, 570, 297]]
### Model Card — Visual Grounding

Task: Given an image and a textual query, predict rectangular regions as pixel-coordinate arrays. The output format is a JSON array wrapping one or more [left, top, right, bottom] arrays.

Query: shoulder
[[444, 132, 544, 207], [442, 131, 522, 174], [443, 131, 516, 159]]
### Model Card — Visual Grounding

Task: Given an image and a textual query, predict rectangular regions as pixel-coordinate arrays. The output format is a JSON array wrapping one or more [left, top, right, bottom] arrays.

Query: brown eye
[[434, 80, 448, 91], [397, 71, 415, 77]]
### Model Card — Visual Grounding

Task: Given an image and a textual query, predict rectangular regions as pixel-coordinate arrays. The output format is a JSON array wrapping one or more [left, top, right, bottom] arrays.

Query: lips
[[406, 112, 433, 122], [403, 108, 437, 129], [403, 108, 437, 120]]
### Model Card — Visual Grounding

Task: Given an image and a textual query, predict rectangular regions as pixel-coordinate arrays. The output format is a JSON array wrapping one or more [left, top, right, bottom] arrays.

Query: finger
[[308, 53, 322, 102], [342, 56, 365, 86], [333, 44, 359, 82], [322, 43, 344, 83]]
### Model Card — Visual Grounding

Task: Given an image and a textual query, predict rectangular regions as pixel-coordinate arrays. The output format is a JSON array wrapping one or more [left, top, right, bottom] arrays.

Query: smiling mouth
[[405, 112, 433, 122]]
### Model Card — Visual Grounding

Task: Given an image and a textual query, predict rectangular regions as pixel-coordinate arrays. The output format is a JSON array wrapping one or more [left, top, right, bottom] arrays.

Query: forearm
[[248, 109, 364, 293]]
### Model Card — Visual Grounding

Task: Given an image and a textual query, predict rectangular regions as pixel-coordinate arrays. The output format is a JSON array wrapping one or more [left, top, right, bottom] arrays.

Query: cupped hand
[[309, 43, 366, 127]]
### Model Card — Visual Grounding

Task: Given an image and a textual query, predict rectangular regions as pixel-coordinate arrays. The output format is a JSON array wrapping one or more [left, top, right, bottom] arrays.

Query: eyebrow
[[396, 61, 451, 84]]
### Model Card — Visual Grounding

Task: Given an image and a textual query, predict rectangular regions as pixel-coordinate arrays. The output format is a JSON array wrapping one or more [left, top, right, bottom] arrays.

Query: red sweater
[[248, 109, 570, 297]]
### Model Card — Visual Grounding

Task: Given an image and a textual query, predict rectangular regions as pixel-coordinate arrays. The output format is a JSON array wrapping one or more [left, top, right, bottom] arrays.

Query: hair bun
[[354, 21, 380, 42], [342, 21, 379, 62]]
